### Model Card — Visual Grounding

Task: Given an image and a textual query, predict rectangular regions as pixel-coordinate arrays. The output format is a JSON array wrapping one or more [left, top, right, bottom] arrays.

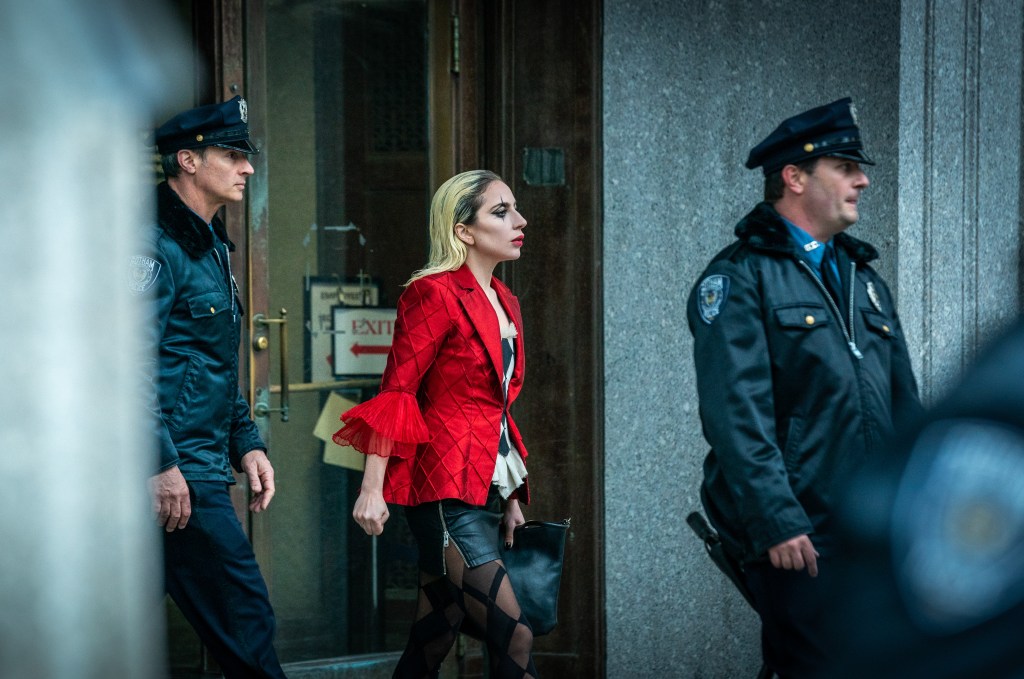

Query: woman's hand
[[502, 497, 526, 548], [353, 489, 390, 536], [353, 453, 390, 536]]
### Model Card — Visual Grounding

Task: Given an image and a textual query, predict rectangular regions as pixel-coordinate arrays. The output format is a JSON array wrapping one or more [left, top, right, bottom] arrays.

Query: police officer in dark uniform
[[687, 98, 923, 678], [133, 96, 287, 678], [830, 317, 1024, 678]]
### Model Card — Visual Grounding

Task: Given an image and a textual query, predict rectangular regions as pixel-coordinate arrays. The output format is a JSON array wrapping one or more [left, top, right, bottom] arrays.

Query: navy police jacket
[[687, 202, 921, 563], [133, 182, 265, 482]]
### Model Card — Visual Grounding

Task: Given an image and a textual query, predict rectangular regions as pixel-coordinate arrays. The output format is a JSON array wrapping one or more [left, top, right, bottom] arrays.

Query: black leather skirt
[[404, 486, 504, 576]]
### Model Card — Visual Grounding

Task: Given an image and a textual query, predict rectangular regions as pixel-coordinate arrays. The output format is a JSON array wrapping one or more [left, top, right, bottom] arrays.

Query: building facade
[[2, 0, 1021, 677]]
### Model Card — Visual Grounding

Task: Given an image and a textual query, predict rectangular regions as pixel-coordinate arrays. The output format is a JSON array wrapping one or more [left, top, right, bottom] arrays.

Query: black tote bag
[[503, 519, 570, 636]]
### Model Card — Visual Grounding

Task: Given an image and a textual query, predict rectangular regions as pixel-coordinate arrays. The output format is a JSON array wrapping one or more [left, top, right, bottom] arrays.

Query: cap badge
[[867, 281, 883, 312], [697, 274, 730, 325], [239, 98, 248, 123]]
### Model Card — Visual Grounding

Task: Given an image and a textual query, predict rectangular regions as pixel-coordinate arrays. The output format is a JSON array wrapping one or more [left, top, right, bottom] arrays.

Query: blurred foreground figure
[[832, 318, 1024, 678], [0, 0, 186, 676]]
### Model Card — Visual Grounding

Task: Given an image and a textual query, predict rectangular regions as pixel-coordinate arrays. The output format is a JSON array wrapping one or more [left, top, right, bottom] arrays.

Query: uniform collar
[[735, 201, 878, 264], [156, 181, 235, 260], [780, 217, 828, 270]]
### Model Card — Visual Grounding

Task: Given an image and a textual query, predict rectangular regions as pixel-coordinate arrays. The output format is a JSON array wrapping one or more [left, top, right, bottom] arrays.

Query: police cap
[[155, 95, 258, 155], [745, 97, 873, 175]]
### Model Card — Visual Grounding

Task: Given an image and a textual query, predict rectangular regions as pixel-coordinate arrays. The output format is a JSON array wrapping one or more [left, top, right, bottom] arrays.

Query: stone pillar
[[0, 2, 189, 676], [898, 0, 1024, 403]]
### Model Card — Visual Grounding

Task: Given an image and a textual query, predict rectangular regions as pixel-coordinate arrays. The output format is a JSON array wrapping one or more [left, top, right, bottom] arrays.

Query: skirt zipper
[[437, 503, 467, 576]]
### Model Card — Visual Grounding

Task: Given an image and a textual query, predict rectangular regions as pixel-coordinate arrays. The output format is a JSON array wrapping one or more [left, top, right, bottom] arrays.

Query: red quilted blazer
[[333, 264, 529, 506]]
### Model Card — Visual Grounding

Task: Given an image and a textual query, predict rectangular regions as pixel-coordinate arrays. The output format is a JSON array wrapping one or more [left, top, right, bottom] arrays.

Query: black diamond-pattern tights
[[393, 542, 538, 679]]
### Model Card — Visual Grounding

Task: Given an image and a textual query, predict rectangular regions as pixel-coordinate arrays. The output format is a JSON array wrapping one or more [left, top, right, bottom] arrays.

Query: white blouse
[[492, 322, 528, 499]]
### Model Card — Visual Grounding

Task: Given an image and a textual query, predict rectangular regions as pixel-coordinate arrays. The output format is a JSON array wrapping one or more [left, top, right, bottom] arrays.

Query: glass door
[[247, 0, 454, 669]]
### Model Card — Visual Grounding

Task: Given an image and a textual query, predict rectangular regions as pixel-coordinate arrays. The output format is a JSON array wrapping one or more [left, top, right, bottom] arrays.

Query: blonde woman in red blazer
[[334, 170, 536, 678]]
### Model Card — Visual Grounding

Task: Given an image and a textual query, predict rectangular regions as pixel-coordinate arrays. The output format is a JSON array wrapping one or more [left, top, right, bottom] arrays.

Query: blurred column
[[0, 1, 189, 676]]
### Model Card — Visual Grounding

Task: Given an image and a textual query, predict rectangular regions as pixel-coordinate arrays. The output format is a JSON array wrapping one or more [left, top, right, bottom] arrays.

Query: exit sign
[[331, 307, 398, 376]]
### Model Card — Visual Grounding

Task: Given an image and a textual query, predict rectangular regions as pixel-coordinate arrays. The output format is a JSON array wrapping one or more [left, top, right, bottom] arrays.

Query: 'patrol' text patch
[[697, 275, 730, 324]]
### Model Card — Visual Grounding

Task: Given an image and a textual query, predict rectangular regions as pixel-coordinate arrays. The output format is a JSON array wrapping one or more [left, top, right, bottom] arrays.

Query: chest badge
[[867, 281, 883, 313], [697, 274, 730, 325]]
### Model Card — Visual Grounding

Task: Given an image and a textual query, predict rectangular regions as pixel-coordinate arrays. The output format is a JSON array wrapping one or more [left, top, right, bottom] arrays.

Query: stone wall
[[603, 0, 1021, 675]]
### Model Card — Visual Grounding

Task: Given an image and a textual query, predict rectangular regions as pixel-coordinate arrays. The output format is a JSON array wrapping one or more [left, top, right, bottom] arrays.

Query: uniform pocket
[[167, 354, 200, 432], [781, 415, 805, 472], [774, 304, 831, 331], [861, 308, 897, 339], [187, 291, 231, 319]]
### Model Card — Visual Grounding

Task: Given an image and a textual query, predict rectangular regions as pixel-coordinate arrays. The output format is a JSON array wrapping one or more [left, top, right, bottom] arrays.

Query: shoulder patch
[[129, 255, 161, 294], [697, 274, 730, 324]]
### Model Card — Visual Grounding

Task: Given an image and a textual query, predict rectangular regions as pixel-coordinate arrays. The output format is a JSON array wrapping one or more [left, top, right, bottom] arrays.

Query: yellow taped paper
[[314, 392, 365, 472]]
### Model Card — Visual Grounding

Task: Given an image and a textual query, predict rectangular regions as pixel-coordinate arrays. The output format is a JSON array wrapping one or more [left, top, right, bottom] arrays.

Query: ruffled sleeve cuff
[[332, 390, 428, 459]]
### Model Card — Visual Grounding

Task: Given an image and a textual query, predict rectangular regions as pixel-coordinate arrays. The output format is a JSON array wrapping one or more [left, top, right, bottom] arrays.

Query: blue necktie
[[822, 244, 844, 311]]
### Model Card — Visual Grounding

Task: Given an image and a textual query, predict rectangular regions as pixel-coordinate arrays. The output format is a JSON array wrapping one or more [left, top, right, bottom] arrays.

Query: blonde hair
[[406, 170, 502, 285]]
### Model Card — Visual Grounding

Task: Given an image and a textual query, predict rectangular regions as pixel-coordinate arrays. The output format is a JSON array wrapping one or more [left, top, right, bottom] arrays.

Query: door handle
[[253, 308, 289, 422]]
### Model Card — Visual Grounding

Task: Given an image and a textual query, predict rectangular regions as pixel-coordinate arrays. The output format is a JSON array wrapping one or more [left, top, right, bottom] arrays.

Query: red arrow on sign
[[351, 343, 391, 357]]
